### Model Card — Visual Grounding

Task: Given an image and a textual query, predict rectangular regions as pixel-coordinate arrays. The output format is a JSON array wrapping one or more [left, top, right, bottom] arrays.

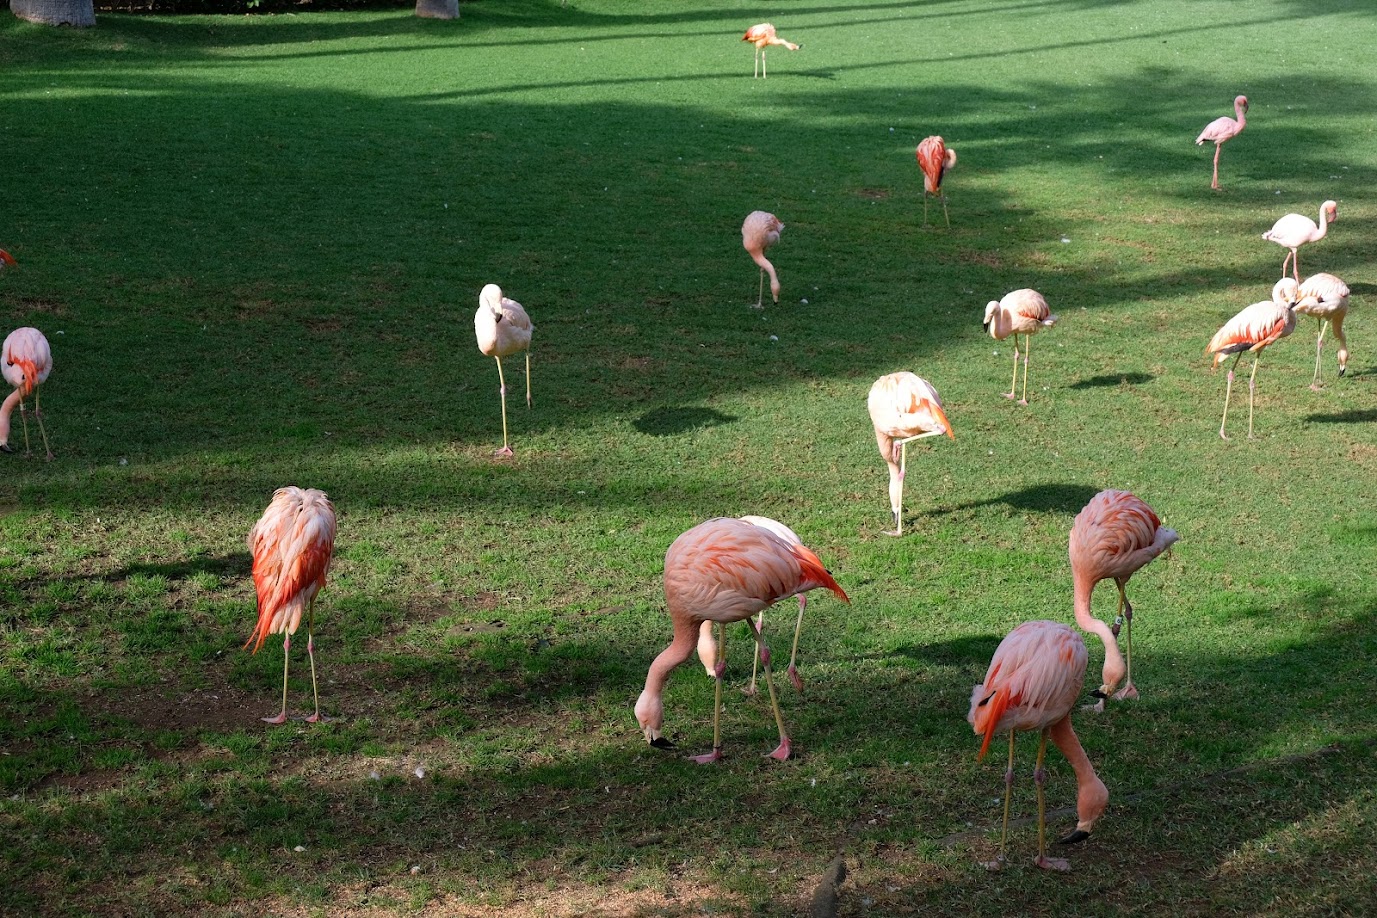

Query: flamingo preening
[[742, 211, 784, 307], [867, 372, 954, 536], [742, 23, 799, 79], [1262, 201, 1337, 282], [983, 289, 1058, 405], [1206, 278, 1302, 439], [916, 136, 957, 226], [1, 327, 53, 460], [475, 283, 534, 458], [1296, 273, 1351, 389], [1195, 95, 1248, 190]]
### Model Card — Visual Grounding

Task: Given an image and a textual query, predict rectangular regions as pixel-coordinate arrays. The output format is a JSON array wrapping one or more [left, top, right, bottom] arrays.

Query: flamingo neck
[[1073, 572, 1125, 695], [643, 615, 698, 698], [1048, 716, 1108, 833], [1315, 208, 1329, 239]]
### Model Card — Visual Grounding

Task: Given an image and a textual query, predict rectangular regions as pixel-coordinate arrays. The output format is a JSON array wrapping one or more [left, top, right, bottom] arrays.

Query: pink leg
[[262, 633, 291, 724], [1211, 143, 1221, 190]]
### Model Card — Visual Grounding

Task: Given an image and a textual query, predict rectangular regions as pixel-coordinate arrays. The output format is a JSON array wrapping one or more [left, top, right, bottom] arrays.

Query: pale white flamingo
[[474, 283, 534, 458], [916, 136, 957, 226], [1195, 95, 1248, 190], [867, 372, 954, 536], [1263, 201, 1337, 282], [742, 23, 799, 79], [983, 289, 1058, 404], [1206, 278, 1302, 439], [1, 327, 53, 460], [742, 211, 784, 307], [1296, 273, 1351, 389]]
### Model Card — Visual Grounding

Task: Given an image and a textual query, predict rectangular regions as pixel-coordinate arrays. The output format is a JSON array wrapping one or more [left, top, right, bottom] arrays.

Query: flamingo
[[474, 283, 534, 458], [1195, 95, 1248, 191], [1206, 277, 1303, 439], [1262, 201, 1337, 282], [696, 515, 811, 695], [867, 372, 954, 536], [983, 289, 1058, 405], [915, 136, 958, 227], [1069, 490, 1179, 711], [0, 250, 15, 270], [636, 517, 849, 763], [969, 620, 1108, 872], [742, 211, 784, 307], [1296, 273, 1351, 389], [244, 487, 338, 725], [742, 23, 799, 79], [1, 327, 53, 460]]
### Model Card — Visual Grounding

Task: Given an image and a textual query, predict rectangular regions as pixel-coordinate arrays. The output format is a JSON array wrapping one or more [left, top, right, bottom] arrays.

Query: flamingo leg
[[1247, 355, 1261, 439], [1019, 334, 1032, 405], [263, 633, 291, 725], [1219, 352, 1242, 440], [941, 193, 950, 228], [1033, 730, 1070, 870], [1292, 250, 1301, 283], [1311, 319, 1327, 390], [494, 356, 513, 458], [744, 610, 762, 696], [18, 396, 31, 457], [690, 622, 727, 764], [748, 616, 791, 760], [757, 267, 765, 308], [525, 350, 532, 409], [786, 594, 807, 693], [1211, 143, 1222, 190], [762, 48, 767, 79], [922, 191, 929, 226], [1280, 251, 1294, 282], [1005, 338, 1020, 400], [304, 598, 324, 723], [897, 439, 907, 536], [34, 389, 51, 461]]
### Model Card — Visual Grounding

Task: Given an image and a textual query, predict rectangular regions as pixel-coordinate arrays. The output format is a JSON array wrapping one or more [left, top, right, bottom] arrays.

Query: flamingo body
[[915, 136, 958, 226], [1262, 201, 1337, 282], [1296, 272, 1351, 387], [742, 210, 784, 307], [1206, 278, 1302, 439], [983, 289, 1057, 404], [867, 372, 954, 536], [0, 250, 15, 269], [742, 23, 799, 78], [475, 283, 534, 457], [637, 517, 849, 762], [1, 327, 53, 459], [1195, 95, 1248, 190]]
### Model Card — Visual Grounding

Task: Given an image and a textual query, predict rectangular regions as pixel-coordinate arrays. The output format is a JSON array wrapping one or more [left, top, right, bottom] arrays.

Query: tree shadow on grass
[[1068, 372, 1154, 390], [1305, 408, 1377, 424], [927, 483, 1102, 517], [632, 406, 737, 436]]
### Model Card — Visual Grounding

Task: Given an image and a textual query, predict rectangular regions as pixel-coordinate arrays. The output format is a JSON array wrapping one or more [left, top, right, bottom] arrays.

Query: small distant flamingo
[[983, 289, 1058, 405], [867, 372, 954, 536], [475, 283, 534, 458], [1069, 489, 1179, 711], [1195, 95, 1248, 190], [969, 620, 1108, 872], [1263, 201, 1337, 282], [742, 211, 784, 307], [1, 327, 53, 460], [1296, 273, 1351, 389], [637, 517, 849, 763], [1206, 278, 1303, 439], [245, 487, 338, 725], [742, 23, 800, 79], [0, 250, 16, 270], [916, 136, 958, 227]]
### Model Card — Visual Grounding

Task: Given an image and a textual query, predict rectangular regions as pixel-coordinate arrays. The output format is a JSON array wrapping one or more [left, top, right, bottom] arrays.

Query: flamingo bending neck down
[[742, 211, 784, 307], [1195, 95, 1248, 190], [1296, 273, 1351, 389], [1262, 201, 1337, 282], [1, 327, 53, 460], [742, 23, 800, 79]]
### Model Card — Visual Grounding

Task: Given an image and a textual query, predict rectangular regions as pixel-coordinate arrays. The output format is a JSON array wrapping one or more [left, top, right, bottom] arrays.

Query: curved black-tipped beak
[[1058, 829, 1091, 845], [982, 321, 991, 332], [650, 736, 676, 750], [1339, 366, 1347, 377], [1089, 689, 1108, 700]]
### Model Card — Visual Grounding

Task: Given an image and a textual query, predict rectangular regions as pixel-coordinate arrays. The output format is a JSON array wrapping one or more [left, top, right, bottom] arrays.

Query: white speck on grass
[[294, 845, 306, 853], [769, 335, 779, 341], [800, 298, 808, 304], [414, 766, 426, 779], [1061, 237, 1071, 243]]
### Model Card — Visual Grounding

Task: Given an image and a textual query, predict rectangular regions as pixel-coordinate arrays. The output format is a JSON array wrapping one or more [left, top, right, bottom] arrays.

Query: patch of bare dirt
[[856, 188, 890, 200]]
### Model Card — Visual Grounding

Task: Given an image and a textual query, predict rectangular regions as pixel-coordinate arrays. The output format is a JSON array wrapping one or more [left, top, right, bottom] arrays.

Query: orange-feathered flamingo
[[1, 327, 53, 460], [983, 289, 1058, 405], [867, 372, 954, 536], [0, 250, 16, 270], [637, 517, 849, 763], [969, 620, 1108, 872], [245, 487, 338, 725], [1206, 278, 1302, 439], [742, 23, 799, 79], [475, 283, 534, 458], [1296, 272, 1351, 389], [742, 211, 784, 307], [1195, 95, 1248, 191], [1262, 201, 1337, 282], [1069, 490, 1179, 711], [916, 136, 958, 227]]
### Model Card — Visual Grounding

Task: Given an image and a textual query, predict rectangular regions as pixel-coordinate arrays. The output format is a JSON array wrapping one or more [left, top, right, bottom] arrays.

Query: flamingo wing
[[969, 621, 1086, 758], [1206, 301, 1290, 360], [916, 136, 948, 194]]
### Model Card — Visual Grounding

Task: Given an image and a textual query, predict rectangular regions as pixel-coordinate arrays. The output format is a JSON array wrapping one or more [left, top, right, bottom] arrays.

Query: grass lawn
[[2, 0, 1376, 914]]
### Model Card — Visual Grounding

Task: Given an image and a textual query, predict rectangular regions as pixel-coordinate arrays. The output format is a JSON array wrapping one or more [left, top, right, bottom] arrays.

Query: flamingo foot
[[493, 445, 514, 458], [1017, 399, 1029, 406], [1219, 430, 1230, 441], [305, 712, 329, 724], [1035, 855, 1071, 872], [1309, 384, 1323, 392], [689, 748, 724, 765], [981, 855, 1007, 872], [766, 738, 792, 761], [1112, 683, 1139, 701], [882, 529, 902, 538], [261, 712, 289, 725], [1001, 392, 1016, 400], [45, 451, 54, 462], [787, 665, 803, 694], [740, 682, 759, 697], [0, 443, 11, 454]]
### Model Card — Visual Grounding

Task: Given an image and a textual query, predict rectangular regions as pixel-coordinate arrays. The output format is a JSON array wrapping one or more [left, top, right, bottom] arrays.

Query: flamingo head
[[1322, 200, 1338, 223], [0, 250, 15, 269], [634, 689, 673, 748], [1272, 277, 1301, 309], [1234, 95, 1249, 114], [479, 283, 504, 316], [982, 300, 999, 332]]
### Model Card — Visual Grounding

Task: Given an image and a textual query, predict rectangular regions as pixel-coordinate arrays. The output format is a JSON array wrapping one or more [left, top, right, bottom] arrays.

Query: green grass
[[3, 0, 1377, 914]]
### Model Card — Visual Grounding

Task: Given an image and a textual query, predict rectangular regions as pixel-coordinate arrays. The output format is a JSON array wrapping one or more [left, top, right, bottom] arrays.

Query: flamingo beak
[[1058, 828, 1092, 845], [650, 736, 675, 749]]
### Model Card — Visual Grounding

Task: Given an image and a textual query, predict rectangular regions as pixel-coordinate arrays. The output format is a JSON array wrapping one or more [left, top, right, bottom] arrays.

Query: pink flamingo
[[1296, 273, 1351, 389], [983, 289, 1058, 405], [969, 620, 1108, 872], [637, 517, 849, 763], [1, 327, 53, 459], [867, 372, 955, 536], [915, 136, 958, 226], [0, 250, 15, 270], [1262, 201, 1337, 282], [742, 211, 784, 307], [742, 23, 799, 79], [1195, 95, 1248, 190], [474, 283, 534, 458], [245, 487, 338, 725], [1206, 278, 1303, 439], [1069, 490, 1179, 711]]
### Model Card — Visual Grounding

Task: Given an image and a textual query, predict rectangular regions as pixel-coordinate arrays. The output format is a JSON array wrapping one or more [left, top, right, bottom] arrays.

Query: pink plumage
[[867, 372, 954, 536], [983, 289, 1058, 405], [1195, 95, 1248, 190], [742, 210, 784, 306], [1262, 201, 1337, 281], [1, 326, 54, 459], [915, 136, 958, 226], [0, 249, 16, 269], [1205, 279, 1303, 439], [741, 23, 799, 78], [475, 283, 534, 457], [1296, 272, 1351, 387]]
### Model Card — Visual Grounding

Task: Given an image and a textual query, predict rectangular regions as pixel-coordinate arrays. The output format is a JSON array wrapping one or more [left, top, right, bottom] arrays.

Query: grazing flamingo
[[742, 23, 799, 79], [1, 327, 53, 460], [696, 516, 811, 695], [983, 289, 1058, 405], [0, 250, 15, 270], [1296, 273, 1351, 389], [244, 487, 338, 725], [742, 211, 784, 307], [474, 283, 534, 458], [915, 136, 958, 226], [1263, 201, 1337, 282], [1206, 278, 1303, 439], [969, 620, 1108, 872], [637, 517, 849, 763], [1069, 490, 1179, 711], [867, 372, 954, 536], [1195, 95, 1248, 190]]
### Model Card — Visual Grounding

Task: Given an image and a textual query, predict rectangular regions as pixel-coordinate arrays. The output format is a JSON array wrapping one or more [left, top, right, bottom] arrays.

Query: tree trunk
[[415, 0, 458, 19], [11, 0, 96, 27]]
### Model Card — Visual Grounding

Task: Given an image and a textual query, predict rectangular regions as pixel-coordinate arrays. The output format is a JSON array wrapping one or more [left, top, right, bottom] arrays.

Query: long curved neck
[[643, 615, 697, 698], [0, 389, 18, 443], [750, 251, 778, 288], [1073, 571, 1125, 695], [1315, 207, 1330, 239], [1048, 716, 1108, 833], [1234, 101, 1247, 130]]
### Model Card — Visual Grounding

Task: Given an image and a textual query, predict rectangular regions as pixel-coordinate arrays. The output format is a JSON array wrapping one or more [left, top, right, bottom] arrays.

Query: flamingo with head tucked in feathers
[[1296, 272, 1351, 389], [1, 327, 53, 460], [742, 23, 799, 79], [475, 283, 534, 458], [1205, 277, 1303, 439], [916, 136, 958, 226], [1263, 201, 1337, 282], [1195, 95, 1248, 190], [867, 372, 954, 536]]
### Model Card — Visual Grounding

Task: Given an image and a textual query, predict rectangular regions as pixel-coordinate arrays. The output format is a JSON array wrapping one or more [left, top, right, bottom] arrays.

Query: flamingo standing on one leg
[[1296, 272, 1351, 389], [1069, 490, 1179, 711], [1195, 95, 1248, 191], [969, 620, 1108, 872], [637, 517, 849, 763], [1206, 278, 1303, 439], [742, 211, 784, 307], [244, 487, 338, 725], [983, 289, 1058, 405], [1263, 201, 1337, 282], [867, 372, 954, 536], [742, 23, 800, 79], [916, 136, 958, 227], [1, 327, 53, 460], [475, 283, 534, 458]]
